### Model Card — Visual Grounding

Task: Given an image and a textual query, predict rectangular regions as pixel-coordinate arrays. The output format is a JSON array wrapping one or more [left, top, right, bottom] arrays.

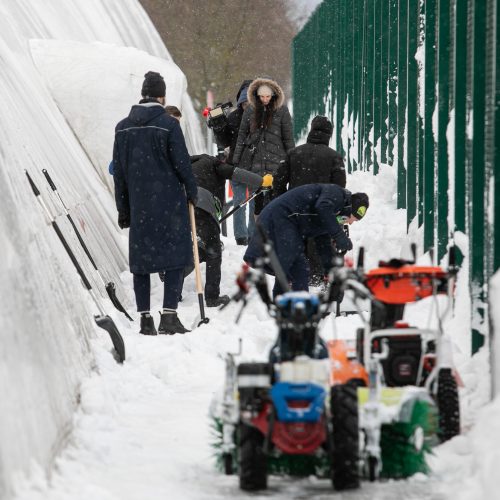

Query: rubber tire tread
[[330, 383, 360, 490], [437, 368, 460, 442], [238, 422, 267, 491]]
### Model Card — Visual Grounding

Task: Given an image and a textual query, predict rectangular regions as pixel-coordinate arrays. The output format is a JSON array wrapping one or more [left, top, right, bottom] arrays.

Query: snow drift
[[0, 1, 203, 498]]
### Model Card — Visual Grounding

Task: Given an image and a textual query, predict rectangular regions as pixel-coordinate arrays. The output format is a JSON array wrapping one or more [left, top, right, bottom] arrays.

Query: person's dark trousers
[[272, 253, 310, 298], [196, 212, 223, 300], [133, 269, 184, 312], [306, 238, 325, 286]]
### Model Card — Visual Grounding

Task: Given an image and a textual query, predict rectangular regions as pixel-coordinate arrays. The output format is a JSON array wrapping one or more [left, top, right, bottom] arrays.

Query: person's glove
[[118, 211, 130, 229], [334, 231, 353, 253], [261, 174, 273, 189]]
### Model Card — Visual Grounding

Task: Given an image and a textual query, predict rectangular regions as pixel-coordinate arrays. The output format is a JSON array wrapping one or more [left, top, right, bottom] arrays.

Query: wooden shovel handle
[[189, 203, 204, 295]]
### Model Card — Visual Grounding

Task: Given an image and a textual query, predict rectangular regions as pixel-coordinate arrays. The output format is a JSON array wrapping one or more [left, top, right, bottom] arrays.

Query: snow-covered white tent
[[0, 1, 203, 498]]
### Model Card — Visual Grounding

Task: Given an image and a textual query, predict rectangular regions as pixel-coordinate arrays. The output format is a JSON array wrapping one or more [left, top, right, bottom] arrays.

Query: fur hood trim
[[248, 78, 285, 109]]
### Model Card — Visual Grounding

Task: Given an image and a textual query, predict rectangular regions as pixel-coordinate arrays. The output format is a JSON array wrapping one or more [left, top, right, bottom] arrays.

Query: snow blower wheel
[[330, 383, 360, 490], [436, 368, 460, 442], [238, 422, 268, 491]]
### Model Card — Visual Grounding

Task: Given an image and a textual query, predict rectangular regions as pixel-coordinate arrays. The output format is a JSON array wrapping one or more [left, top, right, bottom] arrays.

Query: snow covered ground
[[2, 0, 499, 499], [11, 164, 500, 500]]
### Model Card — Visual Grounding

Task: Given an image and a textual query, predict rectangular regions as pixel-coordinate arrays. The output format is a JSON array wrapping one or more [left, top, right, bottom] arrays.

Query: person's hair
[[250, 97, 276, 132], [165, 105, 182, 118]]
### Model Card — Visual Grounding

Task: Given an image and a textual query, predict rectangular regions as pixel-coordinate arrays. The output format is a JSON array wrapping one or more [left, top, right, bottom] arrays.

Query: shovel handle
[[42, 169, 57, 191], [189, 203, 203, 295]]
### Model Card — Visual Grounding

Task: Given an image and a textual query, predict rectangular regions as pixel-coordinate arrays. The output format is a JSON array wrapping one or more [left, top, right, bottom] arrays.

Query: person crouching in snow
[[113, 71, 198, 336], [188, 154, 273, 307], [243, 184, 369, 298]]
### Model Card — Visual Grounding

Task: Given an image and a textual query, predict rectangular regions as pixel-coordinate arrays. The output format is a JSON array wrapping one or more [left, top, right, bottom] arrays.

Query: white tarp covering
[[0, 1, 203, 498], [30, 39, 205, 192], [490, 269, 500, 397]]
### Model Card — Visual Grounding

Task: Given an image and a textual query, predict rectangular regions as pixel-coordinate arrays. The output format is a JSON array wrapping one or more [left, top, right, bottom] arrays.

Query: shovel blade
[[105, 282, 133, 321], [95, 314, 126, 363]]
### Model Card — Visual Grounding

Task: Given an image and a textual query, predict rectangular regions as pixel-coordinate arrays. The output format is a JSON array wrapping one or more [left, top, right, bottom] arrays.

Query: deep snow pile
[[0, 1, 204, 498], [30, 39, 205, 192]]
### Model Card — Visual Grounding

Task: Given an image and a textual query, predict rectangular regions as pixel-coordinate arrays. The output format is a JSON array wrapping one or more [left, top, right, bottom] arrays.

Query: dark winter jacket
[[274, 116, 346, 196], [191, 154, 262, 225], [232, 78, 295, 176], [244, 184, 353, 275], [212, 79, 252, 163], [113, 102, 197, 274]]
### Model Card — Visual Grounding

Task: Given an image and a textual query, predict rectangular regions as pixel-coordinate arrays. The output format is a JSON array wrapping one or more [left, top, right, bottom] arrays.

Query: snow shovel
[[42, 169, 133, 321], [189, 202, 209, 328], [219, 187, 265, 224], [26, 170, 125, 363]]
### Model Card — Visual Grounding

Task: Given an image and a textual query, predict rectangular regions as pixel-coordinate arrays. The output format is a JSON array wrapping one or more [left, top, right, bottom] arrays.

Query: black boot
[[206, 295, 230, 307], [139, 313, 157, 336], [235, 237, 248, 246], [158, 312, 190, 335]]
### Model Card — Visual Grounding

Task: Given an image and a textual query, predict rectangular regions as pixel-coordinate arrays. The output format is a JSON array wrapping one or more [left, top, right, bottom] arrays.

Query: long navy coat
[[113, 103, 197, 274], [244, 184, 352, 277]]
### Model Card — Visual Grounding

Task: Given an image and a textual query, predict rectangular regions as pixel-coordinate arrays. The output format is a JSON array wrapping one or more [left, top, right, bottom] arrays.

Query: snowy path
[[12, 243, 446, 500], [13, 169, 484, 500], [12, 286, 446, 500]]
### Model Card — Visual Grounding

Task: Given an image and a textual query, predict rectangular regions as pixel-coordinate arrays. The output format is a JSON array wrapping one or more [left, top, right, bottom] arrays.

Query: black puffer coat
[[232, 78, 295, 176], [274, 116, 346, 196], [212, 80, 252, 163], [190, 154, 262, 225], [113, 102, 197, 274]]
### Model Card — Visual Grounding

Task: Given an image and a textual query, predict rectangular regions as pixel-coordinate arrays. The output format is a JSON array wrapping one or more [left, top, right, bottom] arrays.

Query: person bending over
[[244, 184, 369, 297]]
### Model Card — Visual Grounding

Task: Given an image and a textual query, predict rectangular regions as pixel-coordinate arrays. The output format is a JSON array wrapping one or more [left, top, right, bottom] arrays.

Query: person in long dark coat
[[232, 77, 295, 216], [243, 184, 369, 297], [187, 154, 271, 306], [113, 71, 197, 336], [273, 115, 347, 285]]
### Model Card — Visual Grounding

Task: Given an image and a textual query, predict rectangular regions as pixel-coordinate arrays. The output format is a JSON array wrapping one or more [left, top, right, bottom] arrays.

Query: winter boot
[[206, 295, 230, 307], [235, 237, 248, 246], [139, 313, 157, 336], [158, 311, 190, 335]]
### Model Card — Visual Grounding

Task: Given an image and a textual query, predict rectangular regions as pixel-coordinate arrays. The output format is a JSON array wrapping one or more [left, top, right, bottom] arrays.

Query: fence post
[[423, 0, 436, 253], [436, 0, 451, 262], [397, 0, 408, 208]]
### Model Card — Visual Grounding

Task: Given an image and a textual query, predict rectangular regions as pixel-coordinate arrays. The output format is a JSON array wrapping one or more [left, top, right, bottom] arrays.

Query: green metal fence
[[292, 0, 499, 353]]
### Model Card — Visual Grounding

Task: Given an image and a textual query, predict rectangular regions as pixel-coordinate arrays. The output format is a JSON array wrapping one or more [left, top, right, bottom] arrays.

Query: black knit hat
[[351, 192, 369, 219], [311, 115, 333, 136], [141, 71, 166, 98]]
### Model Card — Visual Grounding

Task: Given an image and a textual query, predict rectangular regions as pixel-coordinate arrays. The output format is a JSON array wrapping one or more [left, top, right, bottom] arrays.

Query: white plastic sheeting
[[0, 1, 203, 498], [490, 270, 500, 398], [30, 39, 205, 192]]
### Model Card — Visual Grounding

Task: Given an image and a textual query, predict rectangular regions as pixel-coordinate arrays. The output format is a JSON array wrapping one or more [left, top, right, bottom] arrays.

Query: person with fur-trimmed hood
[[232, 77, 295, 216]]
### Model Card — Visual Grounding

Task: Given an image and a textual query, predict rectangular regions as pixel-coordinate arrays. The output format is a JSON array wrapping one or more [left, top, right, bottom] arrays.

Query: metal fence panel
[[292, 0, 499, 353]]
